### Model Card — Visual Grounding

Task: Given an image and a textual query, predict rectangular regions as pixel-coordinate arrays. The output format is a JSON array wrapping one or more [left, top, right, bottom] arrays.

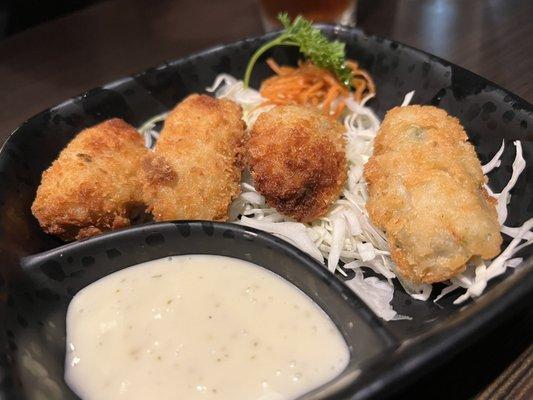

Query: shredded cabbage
[[344, 270, 410, 321], [139, 114, 165, 148], [486, 141, 526, 225], [452, 219, 533, 303], [436, 142, 532, 303], [481, 140, 504, 174], [401, 91, 415, 107], [137, 74, 532, 321]]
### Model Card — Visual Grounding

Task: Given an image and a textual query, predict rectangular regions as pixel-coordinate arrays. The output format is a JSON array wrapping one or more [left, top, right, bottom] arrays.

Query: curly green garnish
[[243, 13, 353, 88]]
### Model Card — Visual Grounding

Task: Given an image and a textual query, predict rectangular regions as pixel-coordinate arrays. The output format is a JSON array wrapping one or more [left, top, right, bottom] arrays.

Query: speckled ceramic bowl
[[0, 25, 532, 400], [5, 222, 393, 400]]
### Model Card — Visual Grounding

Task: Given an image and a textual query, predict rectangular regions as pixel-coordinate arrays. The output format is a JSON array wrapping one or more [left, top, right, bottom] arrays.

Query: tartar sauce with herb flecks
[[65, 255, 349, 400]]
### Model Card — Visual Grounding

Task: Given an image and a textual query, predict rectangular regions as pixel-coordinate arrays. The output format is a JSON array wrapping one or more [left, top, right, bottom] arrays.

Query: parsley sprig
[[243, 13, 353, 88]]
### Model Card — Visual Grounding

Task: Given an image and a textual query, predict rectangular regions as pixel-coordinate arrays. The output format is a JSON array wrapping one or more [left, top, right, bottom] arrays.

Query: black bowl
[[0, 25, 532, 400], [5, 221, 393, 400]]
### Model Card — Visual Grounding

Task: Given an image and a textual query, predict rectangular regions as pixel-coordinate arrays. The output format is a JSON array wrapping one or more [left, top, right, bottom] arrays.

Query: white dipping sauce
[[65, 255, 349, 400]]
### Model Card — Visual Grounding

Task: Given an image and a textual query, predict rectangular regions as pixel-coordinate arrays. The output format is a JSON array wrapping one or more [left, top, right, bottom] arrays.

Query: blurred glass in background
[[258, 0, 357, 31]]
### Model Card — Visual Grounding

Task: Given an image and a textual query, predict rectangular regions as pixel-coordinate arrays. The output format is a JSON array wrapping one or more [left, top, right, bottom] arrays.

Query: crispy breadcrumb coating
[[248, 105, 347, 222], [31, 119, 147, 241], [364, 105, 502, 283], [142, 94, 246, 221]]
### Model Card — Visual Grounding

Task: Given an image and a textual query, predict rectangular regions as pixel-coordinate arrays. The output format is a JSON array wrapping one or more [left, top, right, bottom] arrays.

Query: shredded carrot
[[259, 58, 376, 119]]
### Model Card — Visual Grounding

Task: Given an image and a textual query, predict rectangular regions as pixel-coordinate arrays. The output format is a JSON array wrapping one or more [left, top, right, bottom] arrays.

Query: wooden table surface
[[1, 0, 533, 141], [0, 0, 532, 398]]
